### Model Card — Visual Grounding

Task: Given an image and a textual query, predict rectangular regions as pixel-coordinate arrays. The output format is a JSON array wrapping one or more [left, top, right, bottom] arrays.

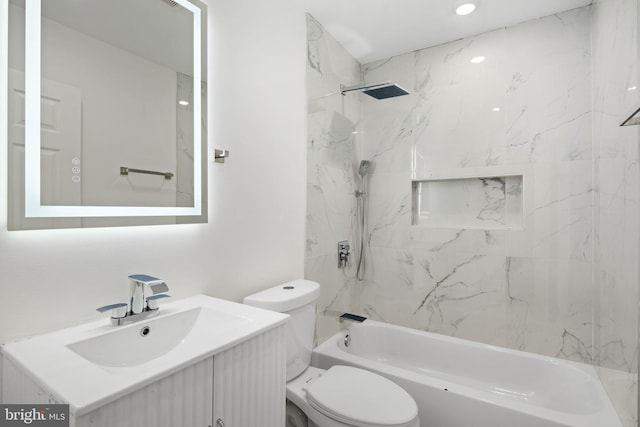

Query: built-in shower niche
[[412, 174, 524, 230]]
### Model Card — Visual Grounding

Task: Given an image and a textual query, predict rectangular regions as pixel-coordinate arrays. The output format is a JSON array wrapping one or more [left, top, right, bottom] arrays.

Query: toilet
[[244, 280, 420, 427]]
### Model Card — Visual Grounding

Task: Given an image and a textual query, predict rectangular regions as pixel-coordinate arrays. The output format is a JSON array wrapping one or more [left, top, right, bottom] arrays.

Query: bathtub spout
[[339, 313, 367, 323]]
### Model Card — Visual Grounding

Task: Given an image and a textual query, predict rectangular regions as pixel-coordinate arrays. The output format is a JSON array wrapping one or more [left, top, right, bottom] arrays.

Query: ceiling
[[303, 0, 593, 63]]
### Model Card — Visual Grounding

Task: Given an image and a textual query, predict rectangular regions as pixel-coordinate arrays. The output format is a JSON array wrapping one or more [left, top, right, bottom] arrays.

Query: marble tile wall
[[592, 0, 640, 424], [305, 14, 362, 340], [358, 5, 594, 360], [306, 3, 639, 424]]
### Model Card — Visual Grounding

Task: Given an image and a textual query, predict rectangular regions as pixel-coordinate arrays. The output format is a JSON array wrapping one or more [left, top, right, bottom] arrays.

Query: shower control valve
[[338, 240, 350, 269]]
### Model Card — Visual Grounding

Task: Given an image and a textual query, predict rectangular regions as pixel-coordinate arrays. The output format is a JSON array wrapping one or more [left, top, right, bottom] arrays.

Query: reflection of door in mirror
[[8, 69, 82, 229]]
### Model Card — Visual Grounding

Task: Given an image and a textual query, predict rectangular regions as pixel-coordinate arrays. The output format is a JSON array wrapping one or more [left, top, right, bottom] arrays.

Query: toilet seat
[[305, 365, 418, 427]]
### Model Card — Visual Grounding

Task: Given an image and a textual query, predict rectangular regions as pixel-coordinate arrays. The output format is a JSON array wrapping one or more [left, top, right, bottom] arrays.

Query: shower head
[[341, 82, 409, 100], [358, 160, 371, 177]]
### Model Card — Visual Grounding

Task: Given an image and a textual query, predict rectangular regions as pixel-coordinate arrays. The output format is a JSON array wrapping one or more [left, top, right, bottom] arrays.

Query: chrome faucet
[[97, 274, 171, 325]]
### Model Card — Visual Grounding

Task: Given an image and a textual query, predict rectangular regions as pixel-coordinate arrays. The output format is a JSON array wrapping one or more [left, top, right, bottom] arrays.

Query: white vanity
[[1, 295, 288, 427]]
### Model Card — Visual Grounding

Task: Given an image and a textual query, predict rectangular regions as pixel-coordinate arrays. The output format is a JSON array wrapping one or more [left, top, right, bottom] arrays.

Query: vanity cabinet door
[[76, 357, 214, 427], [213, 325, 286, 427]]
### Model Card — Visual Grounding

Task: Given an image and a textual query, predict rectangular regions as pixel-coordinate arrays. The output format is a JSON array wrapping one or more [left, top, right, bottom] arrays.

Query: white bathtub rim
[[314, 346, 618, 427], [312, 320, 623, 427]]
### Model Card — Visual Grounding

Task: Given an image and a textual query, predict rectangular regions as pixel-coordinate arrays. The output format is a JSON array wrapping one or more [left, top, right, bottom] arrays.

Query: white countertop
[[1, 294, 288, 416]]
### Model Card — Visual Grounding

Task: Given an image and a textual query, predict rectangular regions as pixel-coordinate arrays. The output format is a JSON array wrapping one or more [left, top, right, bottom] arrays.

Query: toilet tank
[[244, 280, 320, 381]]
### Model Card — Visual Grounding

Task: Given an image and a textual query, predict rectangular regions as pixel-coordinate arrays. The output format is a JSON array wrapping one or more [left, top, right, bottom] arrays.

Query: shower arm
[[340, 82, 391, 96]]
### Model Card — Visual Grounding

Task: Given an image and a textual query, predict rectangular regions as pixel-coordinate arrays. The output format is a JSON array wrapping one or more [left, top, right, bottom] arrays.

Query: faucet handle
[[147, 281, 169, 294], [96, 302, 128, 319], [146, 294, 171, 310]]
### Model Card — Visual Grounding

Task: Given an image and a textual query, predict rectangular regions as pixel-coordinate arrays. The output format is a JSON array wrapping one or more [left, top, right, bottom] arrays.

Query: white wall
[[0, 0, 307, 344]]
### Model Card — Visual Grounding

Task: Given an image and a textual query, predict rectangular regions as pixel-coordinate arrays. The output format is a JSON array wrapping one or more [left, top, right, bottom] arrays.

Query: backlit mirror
[[6, 0, 207, 229]]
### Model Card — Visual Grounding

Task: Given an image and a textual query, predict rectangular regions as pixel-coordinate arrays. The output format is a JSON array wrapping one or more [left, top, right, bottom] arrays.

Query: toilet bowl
[[244, 280, 420, 427], [287, 399, 309, 427], [288, 366, 419, 427]]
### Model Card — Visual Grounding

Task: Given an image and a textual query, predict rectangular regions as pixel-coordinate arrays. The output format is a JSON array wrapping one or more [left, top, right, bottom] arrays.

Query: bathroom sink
[[1, 294, 288, 416], [67, 306, 243, 367]]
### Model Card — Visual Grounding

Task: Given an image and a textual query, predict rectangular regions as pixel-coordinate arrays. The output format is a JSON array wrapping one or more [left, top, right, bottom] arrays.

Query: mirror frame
[[23, 0, 202, 218]]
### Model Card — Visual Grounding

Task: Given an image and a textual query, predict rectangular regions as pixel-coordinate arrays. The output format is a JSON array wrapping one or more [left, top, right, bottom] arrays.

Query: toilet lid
[[305, 365, 418, 427]]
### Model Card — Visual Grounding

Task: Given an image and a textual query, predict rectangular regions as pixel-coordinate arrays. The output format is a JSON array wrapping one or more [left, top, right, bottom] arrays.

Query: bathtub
[[312, 320, 622, 427]]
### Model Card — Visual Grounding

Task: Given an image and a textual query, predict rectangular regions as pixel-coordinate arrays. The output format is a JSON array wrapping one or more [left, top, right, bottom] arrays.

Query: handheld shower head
[[359, 160, 371, 177]]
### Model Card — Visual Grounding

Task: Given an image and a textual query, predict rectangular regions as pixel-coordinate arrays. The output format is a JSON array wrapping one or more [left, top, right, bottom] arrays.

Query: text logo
[[0, 405, 69, 427]]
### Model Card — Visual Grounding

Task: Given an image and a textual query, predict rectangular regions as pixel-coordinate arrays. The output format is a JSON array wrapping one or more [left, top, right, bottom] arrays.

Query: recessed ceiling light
[[470, 56, 486, 64], [179, 100, 190, 106], [456, 3, 476, 16], [492, 107, 501, 112], [628, 86, 637, 91]]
